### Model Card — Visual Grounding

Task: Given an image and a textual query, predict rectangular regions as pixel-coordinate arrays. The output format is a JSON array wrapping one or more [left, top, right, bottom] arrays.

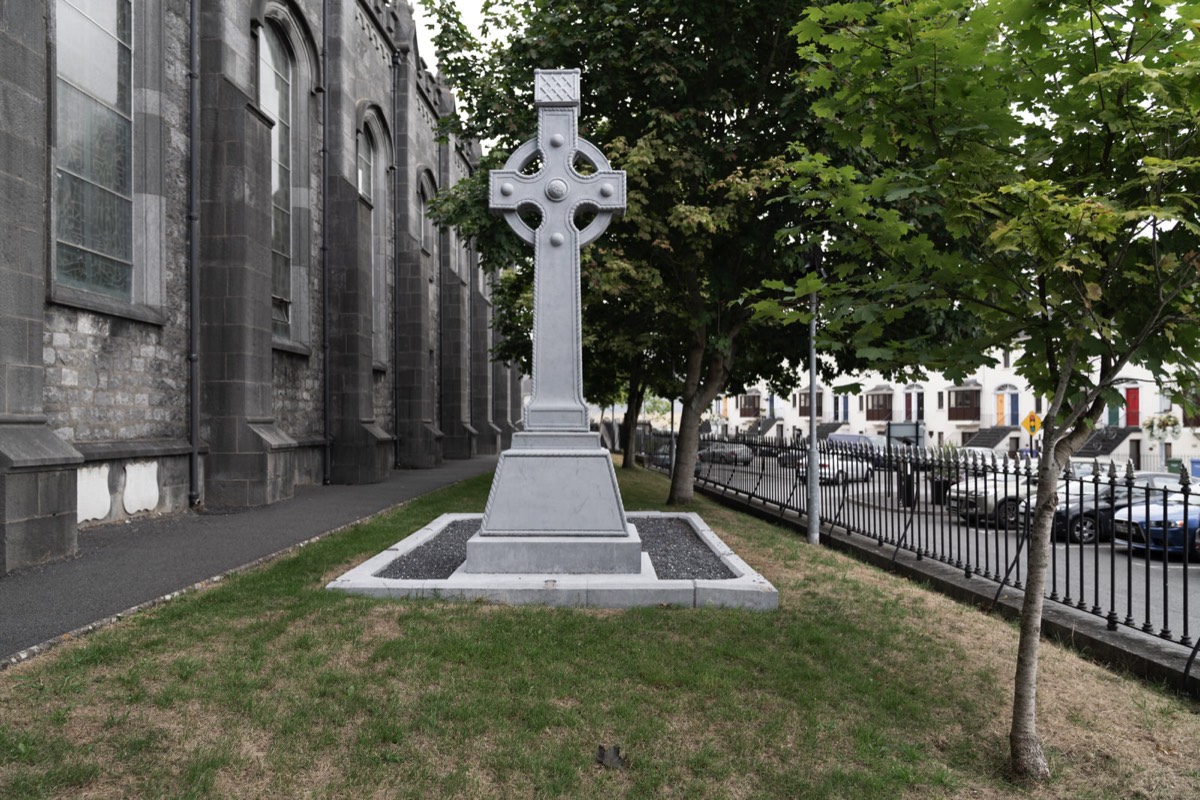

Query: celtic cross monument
[[462, 69, 642, 575]]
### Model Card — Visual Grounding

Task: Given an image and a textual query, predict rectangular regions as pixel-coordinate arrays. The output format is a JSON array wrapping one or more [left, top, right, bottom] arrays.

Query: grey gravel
[[633, 515, 735, 579], [374, 515, 735, 581], [376, 519, 479, 580]]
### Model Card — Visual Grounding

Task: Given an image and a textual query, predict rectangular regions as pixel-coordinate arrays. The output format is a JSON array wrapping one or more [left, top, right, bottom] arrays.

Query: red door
[[1126, 387, 1140, 427]]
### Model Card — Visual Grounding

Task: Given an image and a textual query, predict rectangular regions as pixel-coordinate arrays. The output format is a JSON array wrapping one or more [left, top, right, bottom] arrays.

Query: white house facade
[[715, 352, 1196, 473]]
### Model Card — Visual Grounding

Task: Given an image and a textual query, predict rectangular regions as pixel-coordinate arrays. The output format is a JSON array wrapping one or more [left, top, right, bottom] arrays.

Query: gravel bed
[[632, 515, 735, 579], [374, 515, 735, 581], [375, 519, 479, 580]]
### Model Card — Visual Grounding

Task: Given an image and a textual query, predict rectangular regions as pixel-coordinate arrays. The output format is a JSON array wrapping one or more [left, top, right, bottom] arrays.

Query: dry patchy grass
[[3, 466, 1200, 799]]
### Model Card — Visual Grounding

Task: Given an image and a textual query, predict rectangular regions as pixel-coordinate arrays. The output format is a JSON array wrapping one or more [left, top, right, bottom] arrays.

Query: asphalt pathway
[[0, 456, 498, 662]]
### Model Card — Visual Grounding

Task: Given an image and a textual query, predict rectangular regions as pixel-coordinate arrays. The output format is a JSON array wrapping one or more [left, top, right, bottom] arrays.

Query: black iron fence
[[638, 431, 1200, 658]]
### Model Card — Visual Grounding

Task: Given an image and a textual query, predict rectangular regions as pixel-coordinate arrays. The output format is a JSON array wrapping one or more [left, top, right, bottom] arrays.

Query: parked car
[[1015, 471, 1183, 543], [957, 447, 1003, 475], [698, 442, 753, 465], [648, 445, 673, 468], [1112, 501, 1200, 561], [794, 452, 874, 484], [827, 433, 891, 468], [751, 440, 784, 458], [947, 470, 1038, 528]]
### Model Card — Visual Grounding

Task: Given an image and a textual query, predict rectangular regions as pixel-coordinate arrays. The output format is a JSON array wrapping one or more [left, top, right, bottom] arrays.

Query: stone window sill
[[50, 285, 166, 326], [272, 338, 312, 357]]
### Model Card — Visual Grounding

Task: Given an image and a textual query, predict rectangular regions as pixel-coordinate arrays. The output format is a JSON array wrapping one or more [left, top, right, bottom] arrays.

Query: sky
[[409, 0, 488, 75]]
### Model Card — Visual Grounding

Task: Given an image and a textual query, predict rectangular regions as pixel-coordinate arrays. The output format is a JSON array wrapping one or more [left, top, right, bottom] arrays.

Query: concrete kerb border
[[325, 511, 779, 610], [694, 482, 1200, 698]]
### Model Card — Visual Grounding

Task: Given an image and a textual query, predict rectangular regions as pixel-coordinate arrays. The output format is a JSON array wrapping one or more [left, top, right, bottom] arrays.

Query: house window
[[947, 388, 981, 421], [797, 391, 822, 417], [259, 21, 294, 338], [904, 385, 924, 422], [866, 393, 893, 422], [739, 395, 761, 418], [937, 391, 944, 410], [55, 0, 134, 300]]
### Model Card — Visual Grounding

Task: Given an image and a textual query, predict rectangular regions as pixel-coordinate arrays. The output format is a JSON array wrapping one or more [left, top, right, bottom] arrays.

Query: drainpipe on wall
[[187, 0, 201, 506], [320, 0, 332, 484]]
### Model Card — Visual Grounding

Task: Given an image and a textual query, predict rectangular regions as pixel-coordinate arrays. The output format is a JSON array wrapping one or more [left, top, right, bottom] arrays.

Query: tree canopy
[[421, 0, 824, 498], [757, 0, 1200, 780]]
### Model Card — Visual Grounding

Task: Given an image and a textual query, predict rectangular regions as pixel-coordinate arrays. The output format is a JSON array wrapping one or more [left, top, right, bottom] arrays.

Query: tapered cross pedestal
[[464, 69, 639, 574]]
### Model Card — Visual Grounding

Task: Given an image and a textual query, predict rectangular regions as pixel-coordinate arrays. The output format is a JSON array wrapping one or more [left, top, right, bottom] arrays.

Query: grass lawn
[[2, 464, 1199, 799]]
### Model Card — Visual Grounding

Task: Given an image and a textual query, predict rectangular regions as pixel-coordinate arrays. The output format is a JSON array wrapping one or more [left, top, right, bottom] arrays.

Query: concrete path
[[0, 457, 498, 663]]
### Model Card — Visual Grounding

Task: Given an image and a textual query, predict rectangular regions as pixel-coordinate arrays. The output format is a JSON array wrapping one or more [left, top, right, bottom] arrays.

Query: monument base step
[[463, 524, 642, 574], [326, 513, 779, 611]]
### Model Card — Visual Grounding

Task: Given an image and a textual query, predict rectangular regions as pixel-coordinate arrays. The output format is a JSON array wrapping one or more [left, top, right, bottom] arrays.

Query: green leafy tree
[[762, 0, 1200, 781], [419, 0, 813, 499]]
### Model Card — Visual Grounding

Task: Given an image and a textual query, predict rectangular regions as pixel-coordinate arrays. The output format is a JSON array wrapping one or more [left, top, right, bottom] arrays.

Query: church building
[[0, 1, 521, 573]]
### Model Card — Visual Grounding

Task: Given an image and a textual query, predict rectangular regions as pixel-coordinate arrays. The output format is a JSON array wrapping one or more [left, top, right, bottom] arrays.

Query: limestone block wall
[[472, 268, 501, 454], [43, 316, 189, 445], [0, 0, 497, 571], [36, 0, 194, 527], [394, 54, 447, 467]]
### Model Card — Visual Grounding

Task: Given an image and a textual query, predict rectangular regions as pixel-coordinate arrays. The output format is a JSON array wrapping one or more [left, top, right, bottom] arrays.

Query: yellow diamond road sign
[[1022, 412, 1042, 436]]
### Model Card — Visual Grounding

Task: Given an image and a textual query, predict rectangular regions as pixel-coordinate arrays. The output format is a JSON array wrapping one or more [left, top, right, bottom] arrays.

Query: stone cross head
[[488, 69, 626, 431]]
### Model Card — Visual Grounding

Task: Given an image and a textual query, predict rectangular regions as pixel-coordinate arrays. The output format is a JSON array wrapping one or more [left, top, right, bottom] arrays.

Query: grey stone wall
[[0, 1, 84, 573], [394, 54, 446, 467], [0, 0, 493, 570], [472, 268, 501, 454], [1, 3, 51, 421], [43, 315, 190, 444], [39, 0, 194, 525]]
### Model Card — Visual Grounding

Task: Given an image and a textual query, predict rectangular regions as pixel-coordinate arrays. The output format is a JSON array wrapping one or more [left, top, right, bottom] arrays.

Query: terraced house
[[724, 354, 1191, 472], [0, 1, 521, 573]]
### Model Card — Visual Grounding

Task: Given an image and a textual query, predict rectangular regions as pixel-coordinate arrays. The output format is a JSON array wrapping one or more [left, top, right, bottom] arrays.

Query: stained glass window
[[358, 131, 374, 202], [55, 0, 133, 300], [361, 128, 389, 362], [259, 22, 293, 338]]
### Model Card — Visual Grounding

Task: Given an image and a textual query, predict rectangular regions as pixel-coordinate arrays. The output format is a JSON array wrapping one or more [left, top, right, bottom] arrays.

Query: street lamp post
[[807, 243, 821, 546]]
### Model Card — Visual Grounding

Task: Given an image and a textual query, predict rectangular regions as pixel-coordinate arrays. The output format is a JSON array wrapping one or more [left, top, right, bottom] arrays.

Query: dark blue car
[[1112, 502, 1200, 561]]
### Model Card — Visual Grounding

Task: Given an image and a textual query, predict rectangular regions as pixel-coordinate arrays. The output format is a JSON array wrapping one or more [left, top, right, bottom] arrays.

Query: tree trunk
[[668, 398, 704, 504], [667, 326, 710, 505], [1008, 439, 1060, 782], [1006, 406, 1100, 781], [668, 336, 736, 504], [620, 360, 646, 469]]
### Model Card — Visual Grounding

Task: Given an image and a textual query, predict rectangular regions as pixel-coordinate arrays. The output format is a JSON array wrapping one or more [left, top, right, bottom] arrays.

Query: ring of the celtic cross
[[497, 139, 620, 247]]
